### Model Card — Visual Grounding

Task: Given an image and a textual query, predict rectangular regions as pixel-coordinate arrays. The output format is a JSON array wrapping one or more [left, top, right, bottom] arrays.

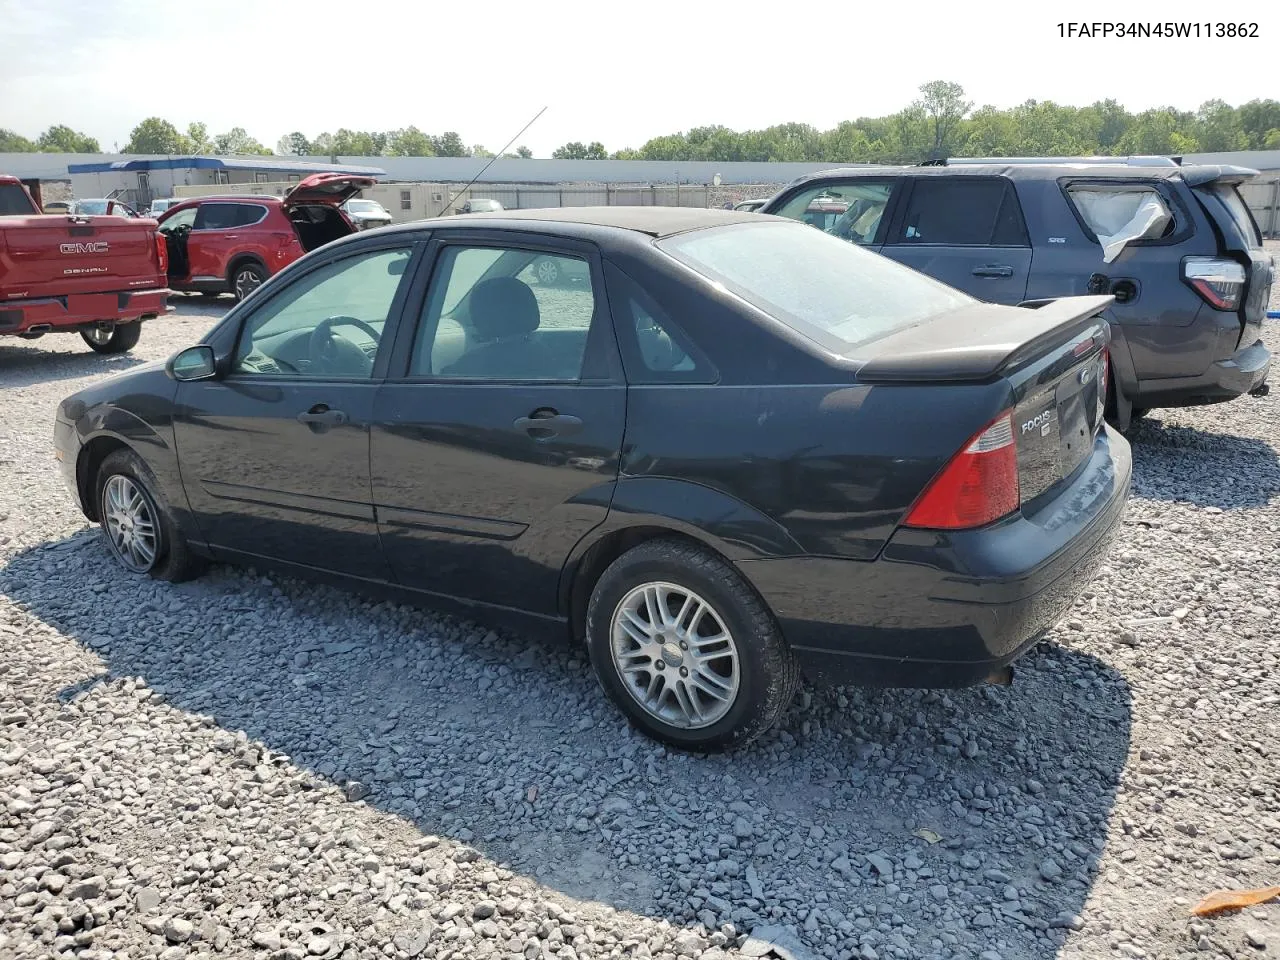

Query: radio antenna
[[443, 106, 548, 213]]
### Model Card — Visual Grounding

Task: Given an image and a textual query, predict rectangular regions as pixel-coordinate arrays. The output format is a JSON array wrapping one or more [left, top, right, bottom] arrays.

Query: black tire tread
[[586, 537, 799, 751], [82, 323, 142, 354], [96, 449, 205, 583]]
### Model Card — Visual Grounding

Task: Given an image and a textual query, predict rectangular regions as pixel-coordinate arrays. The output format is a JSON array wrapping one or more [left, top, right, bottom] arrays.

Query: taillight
[[1098, 348, 1110, 422], [154, 233, 167, 274], [904, 411, 1019, 530], [1183, 257, 1246, 310]]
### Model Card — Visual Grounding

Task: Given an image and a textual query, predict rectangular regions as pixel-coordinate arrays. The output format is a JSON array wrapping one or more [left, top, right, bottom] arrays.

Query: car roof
[[431, 206, 770, 238], [174, 195, 282, 205], [786, 162, 1258, 185]]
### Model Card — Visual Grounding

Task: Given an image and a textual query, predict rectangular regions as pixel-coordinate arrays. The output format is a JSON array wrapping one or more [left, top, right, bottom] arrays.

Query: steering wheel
[[308, 315, 380, 376]]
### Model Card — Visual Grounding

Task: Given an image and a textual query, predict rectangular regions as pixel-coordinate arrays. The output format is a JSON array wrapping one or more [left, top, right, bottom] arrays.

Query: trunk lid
[[284, 173, 376, 209], [0, 214, 165, 300], [1189, 171, 1273, 348], [855, 294, 1113, 507]]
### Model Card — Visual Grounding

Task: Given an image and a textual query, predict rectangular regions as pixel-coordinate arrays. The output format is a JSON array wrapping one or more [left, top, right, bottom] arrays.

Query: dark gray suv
[[762, 158, 1273, 428]]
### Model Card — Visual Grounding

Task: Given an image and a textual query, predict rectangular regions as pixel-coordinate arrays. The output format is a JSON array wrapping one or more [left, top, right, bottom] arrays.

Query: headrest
[[469, 277, 539, 341]]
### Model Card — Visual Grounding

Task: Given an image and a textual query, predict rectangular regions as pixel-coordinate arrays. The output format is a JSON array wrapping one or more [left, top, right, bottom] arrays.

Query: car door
[[881, 176, 1033, 304], [371, 234, 626, 617], [186, 202, 261, 288], [173, 241, 419, 576]]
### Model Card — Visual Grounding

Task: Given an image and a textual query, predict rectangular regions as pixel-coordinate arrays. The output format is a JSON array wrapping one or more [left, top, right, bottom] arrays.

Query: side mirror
[[166, 345, 217, 381]]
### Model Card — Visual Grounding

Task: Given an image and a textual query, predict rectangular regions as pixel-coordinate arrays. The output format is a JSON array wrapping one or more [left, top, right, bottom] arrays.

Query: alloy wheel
[[101, 475, 159, 573], [84, 325, 113, 346], [235, 268, 263, 300], [535, 259, 560, 285], [609, 581, 741, 729]]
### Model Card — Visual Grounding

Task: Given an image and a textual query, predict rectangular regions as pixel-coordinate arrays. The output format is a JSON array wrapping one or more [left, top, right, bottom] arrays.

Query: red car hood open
[[284, 173, 377, 208]]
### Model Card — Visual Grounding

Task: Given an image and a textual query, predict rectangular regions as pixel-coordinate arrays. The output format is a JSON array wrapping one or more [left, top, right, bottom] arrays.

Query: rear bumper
[[0, 287, 170, 335], [1133, 338, 1270, 407], [737, 427, 1132, 688]]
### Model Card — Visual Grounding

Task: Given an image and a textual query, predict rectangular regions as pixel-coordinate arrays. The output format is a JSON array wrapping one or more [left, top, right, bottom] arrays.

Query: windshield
[[345, 200, 383, 213], [75, 200, 110, 215], [658, 221, 973, 348]]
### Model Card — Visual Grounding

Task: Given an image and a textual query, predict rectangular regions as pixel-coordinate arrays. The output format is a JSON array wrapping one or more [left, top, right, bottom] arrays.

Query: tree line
[[4, 85, 1279, 162]]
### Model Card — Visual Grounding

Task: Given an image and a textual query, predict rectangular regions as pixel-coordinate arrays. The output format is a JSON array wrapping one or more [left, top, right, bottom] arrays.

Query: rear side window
[[195, 203, 264, 230], [1203, 184, 1262, 249], [1065, 183, 1173, 263], [604, 262, 715, 383], [0, 183, 35, 216], [659, 221, 973, 349], [894, 178, 1028, 246]]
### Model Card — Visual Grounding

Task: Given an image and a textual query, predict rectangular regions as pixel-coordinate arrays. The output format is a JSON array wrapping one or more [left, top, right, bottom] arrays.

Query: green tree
[[1193, 99, 1247, 152], [551, 140, 607, 159], [213, 127, 271, 155], [124, 117, 191, 154], [1116, 108, 1199, 155], [914, 80, 972, 158], [186, 122, 212, 153], [311, 132, 335, 157], [1265, 129, 1280, 150], [430, 132, 467, 157], [1083, 99, 1132, 152], [328, 129, 379, 155], [1239, 100, 1280, 149], [470, 144, 495, 158], [387, 127, 435, 156], [36, 124, 100, 153], [0, 129, 36, 151], [515, 145, 533, 158]]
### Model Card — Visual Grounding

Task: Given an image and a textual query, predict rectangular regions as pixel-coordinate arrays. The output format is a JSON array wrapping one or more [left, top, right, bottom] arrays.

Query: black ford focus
[[54, 207, 1131, 750]]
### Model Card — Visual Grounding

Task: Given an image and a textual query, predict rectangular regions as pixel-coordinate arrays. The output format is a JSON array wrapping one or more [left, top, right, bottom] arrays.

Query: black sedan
[[54, 207, 1132, 751]]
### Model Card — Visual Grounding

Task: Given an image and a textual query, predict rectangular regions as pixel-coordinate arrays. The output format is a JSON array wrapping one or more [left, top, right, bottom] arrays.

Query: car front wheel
[[95, 449, 205, 582], [81, 322, 142, 354], [586, 539, 799, 751]]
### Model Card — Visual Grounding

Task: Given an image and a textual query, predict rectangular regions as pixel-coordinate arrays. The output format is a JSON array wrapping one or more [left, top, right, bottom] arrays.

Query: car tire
[[81, 322, 142, 354], [585, 538, 799, 752], [95, 448, 205, 583], [230, 262, 267, 302], [533, 257, 561, 286]]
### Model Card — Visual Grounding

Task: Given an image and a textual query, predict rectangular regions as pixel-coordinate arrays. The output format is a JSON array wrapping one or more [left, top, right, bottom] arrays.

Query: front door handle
[[223, 234, 239, 239], [972, 264, 1014, 278], [514, 409, 583, 440], [297, 405, 348, 427]]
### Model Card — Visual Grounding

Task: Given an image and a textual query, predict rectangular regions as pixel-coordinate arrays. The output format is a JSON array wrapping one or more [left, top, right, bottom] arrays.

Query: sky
[[1, 0, 1276, 157]]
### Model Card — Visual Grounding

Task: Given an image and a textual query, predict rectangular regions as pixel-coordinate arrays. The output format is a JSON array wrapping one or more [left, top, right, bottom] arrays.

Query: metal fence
[[467, 183, 708, 210]]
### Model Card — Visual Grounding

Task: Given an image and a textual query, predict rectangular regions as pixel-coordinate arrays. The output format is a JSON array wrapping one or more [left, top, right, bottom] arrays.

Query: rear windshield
[[0, 183, 36, 216], [75, 200, 110, 215], [657, 221, 973, 348], [1206, 184, 1262, 249]]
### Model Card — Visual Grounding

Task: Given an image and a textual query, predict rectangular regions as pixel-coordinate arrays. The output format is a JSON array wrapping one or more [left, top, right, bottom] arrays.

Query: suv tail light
[[154, 233, 168, 275], [1183, 257, 1246, 310], [904, 411, 1019, 530]]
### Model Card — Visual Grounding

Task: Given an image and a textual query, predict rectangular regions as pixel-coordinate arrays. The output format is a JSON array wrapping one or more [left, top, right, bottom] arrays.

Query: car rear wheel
[[231, 262, 267, 302], [95, 449, 205, 582], [586, 539, 799, 751], [81, 322, 142, 354]]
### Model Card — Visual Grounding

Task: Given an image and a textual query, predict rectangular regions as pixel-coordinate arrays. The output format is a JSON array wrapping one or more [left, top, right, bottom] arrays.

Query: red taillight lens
[[154, 233, 167, 274], [904, 411, 1019, 530], [1183, 257, 1246, 310]]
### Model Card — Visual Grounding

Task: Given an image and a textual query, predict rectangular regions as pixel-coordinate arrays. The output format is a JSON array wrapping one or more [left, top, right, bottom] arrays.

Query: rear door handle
[[972, 264, 1014, 278], [514, 409, 583, 440], [224, 234, 239, 239], [297, 406, 348, 426]]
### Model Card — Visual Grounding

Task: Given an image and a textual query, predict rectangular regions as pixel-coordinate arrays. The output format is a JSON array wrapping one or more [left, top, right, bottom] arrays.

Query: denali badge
[[1022, 410, 1056, 436], [64, 266, 109, 275], [60, 241, 109, 254]]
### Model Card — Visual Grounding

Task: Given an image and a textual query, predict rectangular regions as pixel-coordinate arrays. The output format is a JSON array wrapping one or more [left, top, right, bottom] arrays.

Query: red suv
[[156, 174, 374, 301]]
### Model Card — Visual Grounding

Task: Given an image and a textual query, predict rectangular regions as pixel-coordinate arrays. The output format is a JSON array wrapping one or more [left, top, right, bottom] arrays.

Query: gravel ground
[[2, 266, 1279, 960]]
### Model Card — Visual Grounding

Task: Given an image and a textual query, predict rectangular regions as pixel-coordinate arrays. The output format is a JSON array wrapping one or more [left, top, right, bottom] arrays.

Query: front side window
[[659, 221, 973, 349], [412, 246, 595, 380], [770, 181, 895, 245], [158, 207, 197, 233], [233, 247, 413, 378], [894, 178, 1029, 246]]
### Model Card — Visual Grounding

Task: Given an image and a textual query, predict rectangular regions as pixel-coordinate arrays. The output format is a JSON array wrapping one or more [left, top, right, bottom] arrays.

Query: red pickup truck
[[1, 174, 170, 354]]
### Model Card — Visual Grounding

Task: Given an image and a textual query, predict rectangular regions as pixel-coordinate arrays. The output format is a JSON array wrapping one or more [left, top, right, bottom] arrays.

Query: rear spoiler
[[853, 295, 1115, 383], [1181, 164, 1259, 187]]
